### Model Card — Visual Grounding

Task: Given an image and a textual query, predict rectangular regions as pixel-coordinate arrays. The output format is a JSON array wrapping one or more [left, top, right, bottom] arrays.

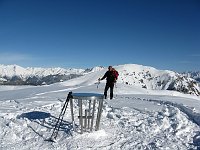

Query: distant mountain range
[[181, 71, 200, 83], [0, 64, 104, 85], [0, 64, 200, 96], [114, 64, 200, 96]]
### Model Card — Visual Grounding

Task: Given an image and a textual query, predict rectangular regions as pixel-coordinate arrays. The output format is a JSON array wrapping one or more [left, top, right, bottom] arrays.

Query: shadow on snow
[[17, 111, 76, 139]]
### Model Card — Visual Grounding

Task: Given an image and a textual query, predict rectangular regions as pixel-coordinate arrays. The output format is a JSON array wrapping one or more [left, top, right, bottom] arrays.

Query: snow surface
[[1, 66, 200, 149]]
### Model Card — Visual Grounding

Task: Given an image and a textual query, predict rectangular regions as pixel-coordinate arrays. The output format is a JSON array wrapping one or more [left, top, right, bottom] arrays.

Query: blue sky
[[0, 0, 199, 71]]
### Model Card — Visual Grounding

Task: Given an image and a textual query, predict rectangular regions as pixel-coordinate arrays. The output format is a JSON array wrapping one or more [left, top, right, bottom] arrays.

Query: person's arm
[[99, 71, 108, 81]]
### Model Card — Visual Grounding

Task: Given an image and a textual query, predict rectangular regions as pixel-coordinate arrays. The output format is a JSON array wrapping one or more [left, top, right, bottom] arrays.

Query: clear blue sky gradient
[[0, 0, 199, 71]]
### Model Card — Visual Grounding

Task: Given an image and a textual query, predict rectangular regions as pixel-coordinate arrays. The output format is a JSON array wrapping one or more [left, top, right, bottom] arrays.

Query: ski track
[[0, 85, 200, 149], [139, 97, 200, 126]]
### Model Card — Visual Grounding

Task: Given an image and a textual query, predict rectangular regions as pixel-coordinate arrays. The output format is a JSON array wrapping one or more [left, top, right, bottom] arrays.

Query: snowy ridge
[[0, 64, 85, 85], [115, 64, 200, 96], [182, 71, 200, 82], [0, 64, 84, 78]]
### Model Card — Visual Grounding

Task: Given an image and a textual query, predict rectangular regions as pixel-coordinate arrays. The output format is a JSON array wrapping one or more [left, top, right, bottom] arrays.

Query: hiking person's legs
[[110, 83, 114, 99], [104, 83, 110, 99]]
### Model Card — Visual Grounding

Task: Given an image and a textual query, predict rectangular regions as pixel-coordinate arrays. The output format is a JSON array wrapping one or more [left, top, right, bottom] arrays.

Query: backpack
[[112, 69, 119, 81]]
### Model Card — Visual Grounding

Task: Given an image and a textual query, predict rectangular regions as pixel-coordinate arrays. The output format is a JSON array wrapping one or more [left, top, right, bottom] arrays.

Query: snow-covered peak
[[61, 64, 200, 96], [182, 71, 200, 82], [0, 64, 85, 78], [115, 64, 175, 76], [0, 64, 27, 77], [83, 66, 105, 73], [90, 66, 105, 72], [114, 64, 200, 95]]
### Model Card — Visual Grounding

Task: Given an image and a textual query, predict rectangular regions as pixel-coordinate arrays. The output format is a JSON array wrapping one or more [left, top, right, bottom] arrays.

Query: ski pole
[[97, 79, 101, 89]]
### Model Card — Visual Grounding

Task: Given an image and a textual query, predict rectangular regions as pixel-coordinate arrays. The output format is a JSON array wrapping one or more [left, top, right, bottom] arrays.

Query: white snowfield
[[0, 64, 200, 150]]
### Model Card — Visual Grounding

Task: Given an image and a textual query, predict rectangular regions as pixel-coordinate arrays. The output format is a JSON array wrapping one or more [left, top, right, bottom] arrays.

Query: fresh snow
[[1, 64, 200, 149]]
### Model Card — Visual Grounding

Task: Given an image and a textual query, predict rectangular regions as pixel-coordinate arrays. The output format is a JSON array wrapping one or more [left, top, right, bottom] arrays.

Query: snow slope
[[1, 66, 200, 149]]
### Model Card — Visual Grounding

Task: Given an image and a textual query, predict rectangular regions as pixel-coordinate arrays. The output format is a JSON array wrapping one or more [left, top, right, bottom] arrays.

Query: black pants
[[104, 82, 114, 99]]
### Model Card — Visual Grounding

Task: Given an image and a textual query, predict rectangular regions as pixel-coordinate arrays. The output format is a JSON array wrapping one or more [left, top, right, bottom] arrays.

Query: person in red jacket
[[99, 66, 118, 99]]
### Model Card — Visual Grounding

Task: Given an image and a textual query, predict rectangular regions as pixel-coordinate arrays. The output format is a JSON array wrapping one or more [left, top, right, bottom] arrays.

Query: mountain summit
[[115, 64, 200, 96]]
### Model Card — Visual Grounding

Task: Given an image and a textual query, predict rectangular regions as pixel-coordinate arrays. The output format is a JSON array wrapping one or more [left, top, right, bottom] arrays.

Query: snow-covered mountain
[[0, 64, 85, 78], [182, 71, 200, 83], [115, 64, 200, 96], [61, 64, 200, 96], [0, 64, 85, 85], [1, 64, 200, 96]]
